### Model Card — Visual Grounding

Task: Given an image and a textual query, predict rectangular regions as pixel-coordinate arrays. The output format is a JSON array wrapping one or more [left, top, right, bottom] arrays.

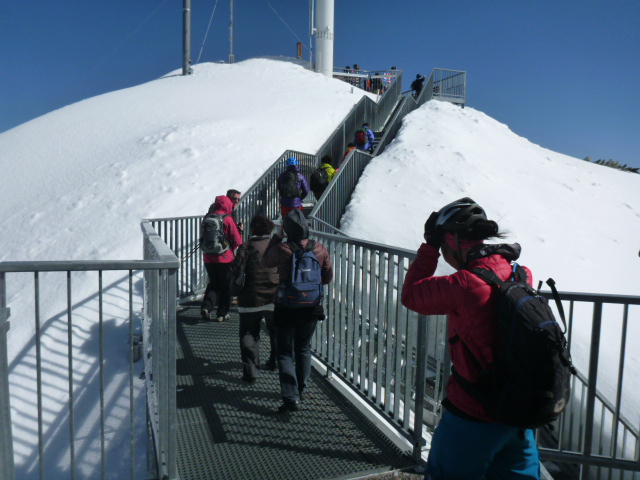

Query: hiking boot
[[277, 401, 299, 414], [201, 309, 210, 321], [216, 314, 229, 322], [261, 358, 277, 371]]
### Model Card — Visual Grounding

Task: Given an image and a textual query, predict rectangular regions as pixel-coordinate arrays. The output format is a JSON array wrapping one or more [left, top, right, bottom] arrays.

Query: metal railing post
[[0, 271, 16, 480], [412, 314, 429, 462], [582, 301, 603, 478], [167, 267, 178, 480]]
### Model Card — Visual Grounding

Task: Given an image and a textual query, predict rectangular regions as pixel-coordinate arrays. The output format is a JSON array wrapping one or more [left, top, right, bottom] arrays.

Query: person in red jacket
[[201, 195, 243, 322], [401, 198, 540, 480]]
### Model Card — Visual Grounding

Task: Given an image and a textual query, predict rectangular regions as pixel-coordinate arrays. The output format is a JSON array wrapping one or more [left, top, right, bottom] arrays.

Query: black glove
[[424, 211, 443, 248]]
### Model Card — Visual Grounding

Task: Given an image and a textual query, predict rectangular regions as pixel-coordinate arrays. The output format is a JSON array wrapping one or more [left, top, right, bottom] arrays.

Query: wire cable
[[72, 0, 171, 89], [196, 0, 219, 65], [264, 1, 309, 52]]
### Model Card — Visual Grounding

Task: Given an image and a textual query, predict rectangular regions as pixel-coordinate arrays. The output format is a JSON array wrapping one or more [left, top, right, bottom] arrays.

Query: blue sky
[[2, 0, 639, 168]]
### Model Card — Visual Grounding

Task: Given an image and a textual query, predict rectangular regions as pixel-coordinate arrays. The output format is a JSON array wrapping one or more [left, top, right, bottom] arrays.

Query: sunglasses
[[231, 196, 241, 202]]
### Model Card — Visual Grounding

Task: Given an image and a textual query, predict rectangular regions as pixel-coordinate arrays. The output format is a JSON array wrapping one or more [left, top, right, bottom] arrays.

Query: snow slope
[[341, 100, 640, 296]]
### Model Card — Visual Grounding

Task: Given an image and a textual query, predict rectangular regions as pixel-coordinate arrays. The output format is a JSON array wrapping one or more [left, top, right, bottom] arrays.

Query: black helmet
[[435, 197, 487, 232], [416, 74, 422, 78]]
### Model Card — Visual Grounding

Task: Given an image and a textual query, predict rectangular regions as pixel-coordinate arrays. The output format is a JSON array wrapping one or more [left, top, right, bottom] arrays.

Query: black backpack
[[310, 166, 330, 192], [279, 171, 301, 199], [452, 264, 576, 429], [200, 214, 230, 255], [277, 241, 323, 309]]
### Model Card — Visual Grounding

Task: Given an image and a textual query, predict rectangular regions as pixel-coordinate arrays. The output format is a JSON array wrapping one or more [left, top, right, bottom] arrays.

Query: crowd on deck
[[197, 154, 549, 479]]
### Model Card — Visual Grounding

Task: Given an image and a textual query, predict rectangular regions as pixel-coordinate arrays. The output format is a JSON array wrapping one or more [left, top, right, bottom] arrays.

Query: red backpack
[[355, 130, 367, 146]]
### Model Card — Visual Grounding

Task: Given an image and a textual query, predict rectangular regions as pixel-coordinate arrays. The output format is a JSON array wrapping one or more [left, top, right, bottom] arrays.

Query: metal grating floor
[[175, 302, 415, 480]]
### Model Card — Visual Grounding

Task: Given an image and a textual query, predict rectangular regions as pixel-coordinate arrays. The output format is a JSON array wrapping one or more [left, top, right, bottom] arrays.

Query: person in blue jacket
[[276, 157, 310, 218], [362, 123, 375, 153]]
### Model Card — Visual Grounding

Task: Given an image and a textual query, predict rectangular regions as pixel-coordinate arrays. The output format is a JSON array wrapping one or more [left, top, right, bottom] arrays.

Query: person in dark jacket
[[309, 155, 336, 201], [411, 74, 425, 98], [201, 195, 243, 322], [226, 188, 244, 235], [231, 215, 280, 382], [261, 209, 333, 413], [401, 198, 540, 480], [276, 157, 310, 218]]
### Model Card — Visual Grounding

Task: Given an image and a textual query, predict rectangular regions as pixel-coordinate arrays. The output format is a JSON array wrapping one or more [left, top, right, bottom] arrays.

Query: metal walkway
[[174, 302, 416, 480]]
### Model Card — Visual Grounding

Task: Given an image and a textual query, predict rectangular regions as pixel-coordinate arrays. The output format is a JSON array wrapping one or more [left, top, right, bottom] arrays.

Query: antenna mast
[[183, 0, 192, 74], [229, 0, 235, 63], [309, 0, 315, 70]]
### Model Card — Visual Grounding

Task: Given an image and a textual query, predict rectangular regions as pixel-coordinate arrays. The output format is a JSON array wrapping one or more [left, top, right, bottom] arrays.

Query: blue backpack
[[277, 241, 323, 309]]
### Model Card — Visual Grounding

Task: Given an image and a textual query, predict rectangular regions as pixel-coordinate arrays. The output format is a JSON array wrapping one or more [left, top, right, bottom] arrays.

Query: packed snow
[[1, 58, 639, 479], [342, 101, 640, 297]]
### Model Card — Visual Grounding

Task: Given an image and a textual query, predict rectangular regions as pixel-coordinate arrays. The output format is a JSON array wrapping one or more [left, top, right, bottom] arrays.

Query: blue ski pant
[[426, 410, 540, 480]]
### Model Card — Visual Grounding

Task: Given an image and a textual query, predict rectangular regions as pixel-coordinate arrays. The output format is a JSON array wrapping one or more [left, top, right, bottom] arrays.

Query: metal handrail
[[332, 68, 401, 97], [143, 209, 640, 476], [226, 71, 404, 239], [0, 223, 179, 480], [536, 292, 640, 478], [309, 68, 468, 234]]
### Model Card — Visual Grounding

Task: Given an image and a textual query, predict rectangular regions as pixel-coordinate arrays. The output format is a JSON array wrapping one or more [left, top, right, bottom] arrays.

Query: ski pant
[[274, 305, 317, 404], [202, 262, 232, 317], [426, 410, 540, 480], [239, 310, 276, 380], [280, 205, 303, 219]]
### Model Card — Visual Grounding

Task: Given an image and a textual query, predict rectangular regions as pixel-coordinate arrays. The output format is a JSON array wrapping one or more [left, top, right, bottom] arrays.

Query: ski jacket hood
[[282, 209, 309, 243], [463, 243, 521, 268], [209, 195, 234, 215], [202, 195, 242, 264]]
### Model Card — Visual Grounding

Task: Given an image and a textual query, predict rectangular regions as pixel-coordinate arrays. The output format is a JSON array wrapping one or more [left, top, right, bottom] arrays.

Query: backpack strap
[[287, 241, 301, 254], [286, 239, 315, 254], [546, 277, 568, 334], [470, 267, 505, 289]]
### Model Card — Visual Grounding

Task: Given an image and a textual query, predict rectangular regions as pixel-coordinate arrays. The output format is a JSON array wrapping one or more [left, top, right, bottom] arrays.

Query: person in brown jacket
[[261, 209, 333, 413], [231, 215, 280, 382]]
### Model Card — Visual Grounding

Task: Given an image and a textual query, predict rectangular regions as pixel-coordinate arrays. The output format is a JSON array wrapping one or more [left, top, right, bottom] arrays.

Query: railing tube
[[582, 301, 603, 477], [0, 272, 15, 480], [167, 267, 178, 480], [412, 314, 429, 461]]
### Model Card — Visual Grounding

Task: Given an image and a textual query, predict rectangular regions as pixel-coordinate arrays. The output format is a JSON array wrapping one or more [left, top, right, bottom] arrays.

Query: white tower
[[314, 0, 334, 78]]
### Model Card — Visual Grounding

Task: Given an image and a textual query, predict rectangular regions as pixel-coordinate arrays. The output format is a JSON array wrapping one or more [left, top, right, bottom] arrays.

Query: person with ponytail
[[401, 198, 541, 480]]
